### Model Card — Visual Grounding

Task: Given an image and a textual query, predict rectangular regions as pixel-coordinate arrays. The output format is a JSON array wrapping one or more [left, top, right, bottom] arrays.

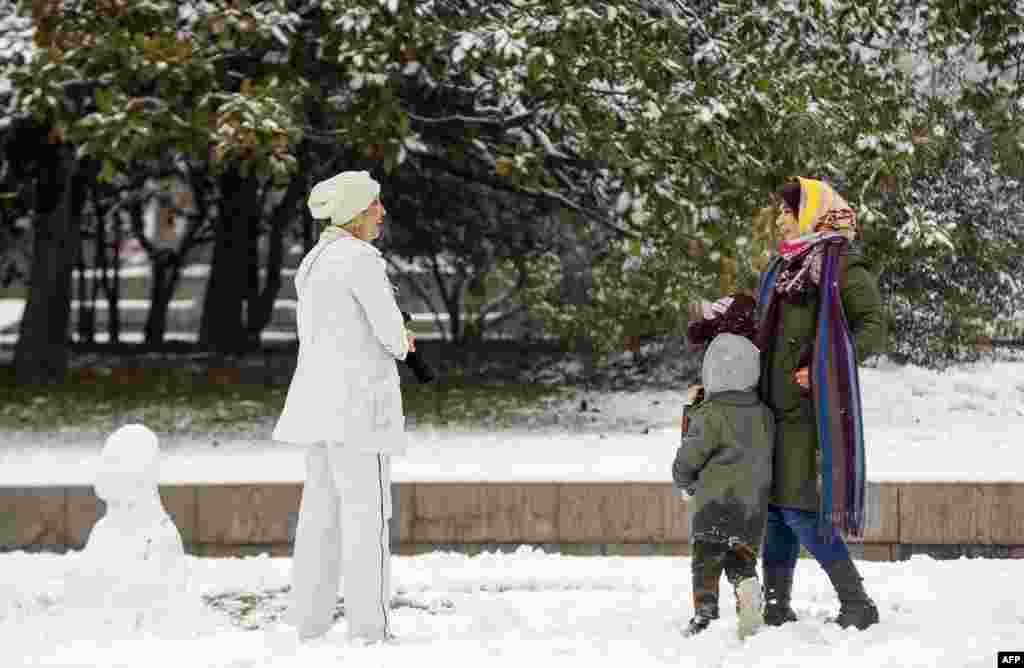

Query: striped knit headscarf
[[782, 177, 858, 239]]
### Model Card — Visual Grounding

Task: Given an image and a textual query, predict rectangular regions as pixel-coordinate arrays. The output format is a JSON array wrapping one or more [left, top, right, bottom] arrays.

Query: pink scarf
[[778, 231, 835, 259], [775, 231, 847, 296]]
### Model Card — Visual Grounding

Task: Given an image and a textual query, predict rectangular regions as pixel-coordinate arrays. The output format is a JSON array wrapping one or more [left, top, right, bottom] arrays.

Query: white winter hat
[[307, 170, 380, 225]]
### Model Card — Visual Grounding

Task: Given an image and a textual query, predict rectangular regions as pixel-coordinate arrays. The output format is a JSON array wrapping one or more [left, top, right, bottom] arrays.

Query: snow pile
[[1, 548, 1022, 667], [865, 356, 1024, 422], [858, 359, 1024, 481]]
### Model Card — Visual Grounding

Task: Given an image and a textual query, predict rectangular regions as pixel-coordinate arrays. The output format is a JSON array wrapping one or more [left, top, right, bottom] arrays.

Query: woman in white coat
[[273, 170, 413, 643]]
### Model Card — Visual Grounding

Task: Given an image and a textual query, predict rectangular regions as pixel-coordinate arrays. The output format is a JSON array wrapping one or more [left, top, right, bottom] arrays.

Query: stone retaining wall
[[2, 482, 1021, 560]]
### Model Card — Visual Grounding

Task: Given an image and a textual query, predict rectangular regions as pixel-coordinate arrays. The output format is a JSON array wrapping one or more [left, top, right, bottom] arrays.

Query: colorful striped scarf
[[756, 237, 867, 540]]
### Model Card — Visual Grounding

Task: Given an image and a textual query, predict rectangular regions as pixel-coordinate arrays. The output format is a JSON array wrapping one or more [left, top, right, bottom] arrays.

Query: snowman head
[[94, 424, 161, 508]]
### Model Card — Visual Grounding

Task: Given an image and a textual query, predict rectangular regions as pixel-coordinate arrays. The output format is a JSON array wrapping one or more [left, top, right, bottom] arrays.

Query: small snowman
[[65, 424, 193, 633]]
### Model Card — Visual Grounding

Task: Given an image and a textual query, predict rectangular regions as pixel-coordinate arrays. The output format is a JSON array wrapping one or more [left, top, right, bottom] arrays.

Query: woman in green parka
[[754, 177, 885, 631]]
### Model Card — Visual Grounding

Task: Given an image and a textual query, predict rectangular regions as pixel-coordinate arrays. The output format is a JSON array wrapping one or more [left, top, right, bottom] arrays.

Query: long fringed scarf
[[756, 236, 867, 540]]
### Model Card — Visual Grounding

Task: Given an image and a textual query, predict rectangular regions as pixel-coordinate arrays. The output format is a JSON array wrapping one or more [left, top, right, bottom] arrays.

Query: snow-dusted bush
[[872, 113, 1024, 366]]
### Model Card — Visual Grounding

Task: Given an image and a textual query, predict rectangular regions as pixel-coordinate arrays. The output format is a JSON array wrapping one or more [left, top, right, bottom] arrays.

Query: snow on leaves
[[4, 0, 303, 177], [2, 0, 1021, 359]]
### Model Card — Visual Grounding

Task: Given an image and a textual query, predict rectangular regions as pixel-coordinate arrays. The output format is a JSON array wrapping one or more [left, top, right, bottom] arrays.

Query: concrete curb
[[2, 481, 1022, 560]]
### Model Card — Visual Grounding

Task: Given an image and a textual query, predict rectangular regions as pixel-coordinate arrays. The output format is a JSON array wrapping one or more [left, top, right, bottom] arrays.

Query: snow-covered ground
[[1, 359, 1022, 485], [1, 360, 1022, 666], [1, 548, 1021, 667]]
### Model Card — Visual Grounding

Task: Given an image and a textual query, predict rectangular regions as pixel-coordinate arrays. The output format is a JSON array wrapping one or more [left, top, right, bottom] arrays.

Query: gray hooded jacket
[[672, 334, 775, 547]]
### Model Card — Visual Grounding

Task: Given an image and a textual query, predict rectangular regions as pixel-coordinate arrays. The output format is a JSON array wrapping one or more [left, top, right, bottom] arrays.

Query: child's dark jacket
[[672, 334, 775, 547]]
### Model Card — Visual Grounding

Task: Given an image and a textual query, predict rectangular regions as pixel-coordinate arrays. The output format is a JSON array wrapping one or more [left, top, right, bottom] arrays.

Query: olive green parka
[[759, 243, 885, 511]]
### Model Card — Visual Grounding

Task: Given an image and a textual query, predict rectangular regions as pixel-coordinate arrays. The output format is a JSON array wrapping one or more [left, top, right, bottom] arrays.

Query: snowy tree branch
[[407, 149, 638, 239], [406, 109, 536, 129], [479, 265, 528, 323]]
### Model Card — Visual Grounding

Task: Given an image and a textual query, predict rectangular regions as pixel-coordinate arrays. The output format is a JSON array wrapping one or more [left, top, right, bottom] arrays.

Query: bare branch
[[479, 264, 529, 323], [385, 254, 450, 338], [406, 149, 638, 238], [481, 303, 526, 329], [429, 253, 457, 341], [300, 127, 350, 143], [407, 109, 536, 128]]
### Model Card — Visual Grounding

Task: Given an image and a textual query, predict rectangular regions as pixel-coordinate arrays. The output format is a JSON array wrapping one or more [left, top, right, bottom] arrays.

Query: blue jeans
[[762, 505, 850, 572]]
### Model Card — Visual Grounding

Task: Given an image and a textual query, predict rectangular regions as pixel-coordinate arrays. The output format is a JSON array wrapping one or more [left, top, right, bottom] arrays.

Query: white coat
[[272, 230, 409, 642], [272, 232, 410, 453]]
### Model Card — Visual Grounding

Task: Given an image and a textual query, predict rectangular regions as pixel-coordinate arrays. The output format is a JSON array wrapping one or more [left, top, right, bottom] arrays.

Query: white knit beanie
[[307, 170, 380, 226]]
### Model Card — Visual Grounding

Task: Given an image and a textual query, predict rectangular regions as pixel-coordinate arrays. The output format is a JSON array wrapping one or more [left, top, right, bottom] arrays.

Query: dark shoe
[[764, 605, 798, 626], [683, 593, 719, 638], [686, 566, 720, 637], [762, 565, 798, 626], [834, 600, 880, 630], [823, 559, 880, 630], [683, 611, 717, 637]]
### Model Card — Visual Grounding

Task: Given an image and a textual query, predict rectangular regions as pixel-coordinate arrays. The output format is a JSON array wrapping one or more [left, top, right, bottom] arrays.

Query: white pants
[[289, 443, 392, 641]]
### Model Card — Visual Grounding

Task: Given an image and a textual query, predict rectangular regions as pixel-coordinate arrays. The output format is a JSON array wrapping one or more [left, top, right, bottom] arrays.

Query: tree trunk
[[139, 178, 207, 348], [14, 145, 82, 384], [107, 209, 122, 343], [244, 208, 261, 348], [74, 244, 95, 344], [429, 255, 460, 343], [90, 192, 111, 344], [199, 167, 259, 353], [144, 251, 181, 346], [559, 229, 596, 377], [247, 175, 305, 338]]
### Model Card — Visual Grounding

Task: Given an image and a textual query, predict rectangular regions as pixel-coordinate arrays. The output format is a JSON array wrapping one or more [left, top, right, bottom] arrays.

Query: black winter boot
[[823, 559, 879, 630], [683, 604, 719, 637], [761, 565, 798, 626]]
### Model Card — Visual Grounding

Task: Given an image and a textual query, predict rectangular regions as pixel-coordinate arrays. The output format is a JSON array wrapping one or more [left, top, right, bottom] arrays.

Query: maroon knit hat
[[686, 294, 758, 349]]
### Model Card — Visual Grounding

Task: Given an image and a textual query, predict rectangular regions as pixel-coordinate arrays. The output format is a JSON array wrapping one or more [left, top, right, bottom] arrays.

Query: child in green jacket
[[673, 295, 775, 640]]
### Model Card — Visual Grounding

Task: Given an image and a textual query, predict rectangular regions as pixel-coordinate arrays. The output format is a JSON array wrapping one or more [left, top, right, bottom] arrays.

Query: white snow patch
[[0, 298, 25, 330], [0, 361, 1022, 485], [1, 550, 1021, 666]]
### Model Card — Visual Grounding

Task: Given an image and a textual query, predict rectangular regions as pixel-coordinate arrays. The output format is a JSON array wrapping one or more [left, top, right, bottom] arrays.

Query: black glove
[[401, 311, 436, 384]]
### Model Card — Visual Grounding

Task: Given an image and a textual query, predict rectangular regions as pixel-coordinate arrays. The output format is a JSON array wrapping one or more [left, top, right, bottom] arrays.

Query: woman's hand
[[794, 366, 810, 389], [407, 332, 416, 352]]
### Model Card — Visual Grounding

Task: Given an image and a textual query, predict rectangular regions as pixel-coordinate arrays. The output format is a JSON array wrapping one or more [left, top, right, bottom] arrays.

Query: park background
[[1, 2, 1024, 665], [1, 0, 1024, 552]]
